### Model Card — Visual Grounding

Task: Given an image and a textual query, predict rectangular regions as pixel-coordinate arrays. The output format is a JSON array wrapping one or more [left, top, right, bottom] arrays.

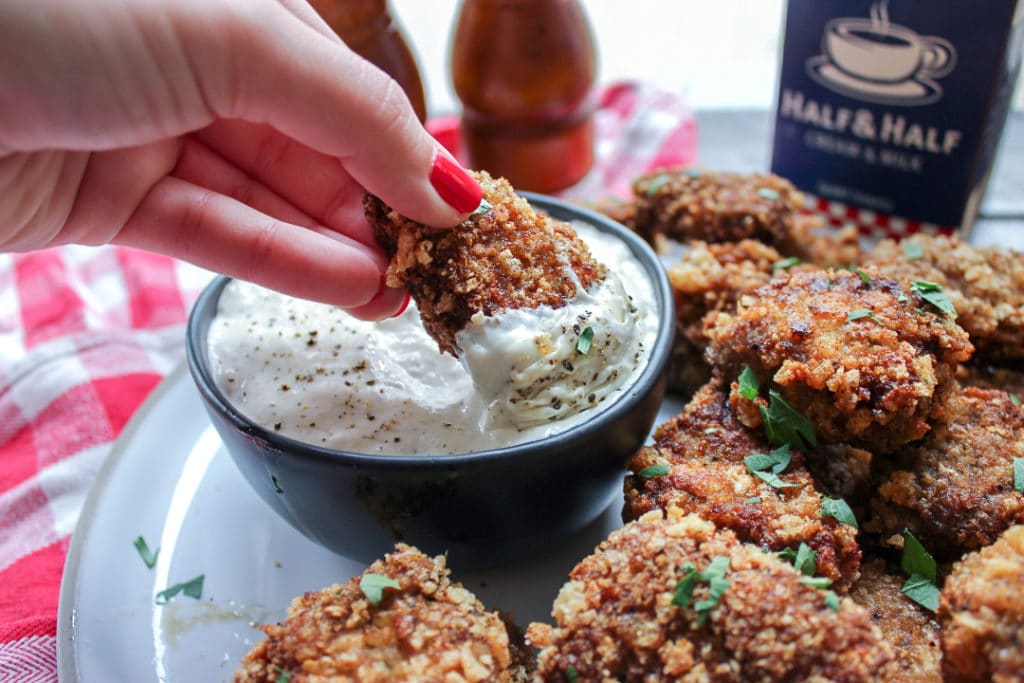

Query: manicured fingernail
[[429, 150, 482, 213], [391, 291, 411, 318]]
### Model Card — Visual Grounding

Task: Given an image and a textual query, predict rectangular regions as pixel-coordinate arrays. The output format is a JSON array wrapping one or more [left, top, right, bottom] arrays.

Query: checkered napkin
[[0, 81, 697, 681]]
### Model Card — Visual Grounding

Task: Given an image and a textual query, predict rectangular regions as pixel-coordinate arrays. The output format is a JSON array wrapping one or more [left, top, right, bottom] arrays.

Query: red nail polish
[[429, 151, 482, 213], [391, 291, 411, 318]]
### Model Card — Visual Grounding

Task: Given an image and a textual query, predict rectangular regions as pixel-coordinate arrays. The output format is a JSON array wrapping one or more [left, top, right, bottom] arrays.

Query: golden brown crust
[[365, 171, 605, 355], [527, 509, 893, 682], [705, 267, 974, 454], [867, 388, 1024, 558], [624, 381, 862, 590], [234, 544, 530, 682], [865, 234, 1024, 363], [849, 559, 943, 683], [939, 525, 1024, 683]]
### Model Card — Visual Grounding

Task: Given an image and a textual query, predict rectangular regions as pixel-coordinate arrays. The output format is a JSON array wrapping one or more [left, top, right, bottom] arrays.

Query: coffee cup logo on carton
[[772, 0, 1024, 236]]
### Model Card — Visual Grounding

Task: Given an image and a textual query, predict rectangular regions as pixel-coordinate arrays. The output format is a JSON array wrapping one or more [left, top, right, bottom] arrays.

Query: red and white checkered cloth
[[0, 81, 698, 682]]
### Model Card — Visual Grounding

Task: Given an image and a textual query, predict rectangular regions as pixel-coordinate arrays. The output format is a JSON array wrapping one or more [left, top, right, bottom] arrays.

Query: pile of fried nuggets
[[236, 169, 1024, 682]]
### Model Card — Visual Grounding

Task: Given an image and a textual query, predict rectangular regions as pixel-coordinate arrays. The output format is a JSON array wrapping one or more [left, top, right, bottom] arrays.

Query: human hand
[[0, 0, 482, 319]]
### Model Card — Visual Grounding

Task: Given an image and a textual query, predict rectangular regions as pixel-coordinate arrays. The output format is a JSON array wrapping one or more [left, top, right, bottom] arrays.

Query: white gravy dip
[[208, 223, 657, 455]]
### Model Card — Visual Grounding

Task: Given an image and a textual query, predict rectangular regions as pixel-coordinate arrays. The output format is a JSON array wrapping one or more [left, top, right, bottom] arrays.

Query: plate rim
[[56, 364, 190, 683]]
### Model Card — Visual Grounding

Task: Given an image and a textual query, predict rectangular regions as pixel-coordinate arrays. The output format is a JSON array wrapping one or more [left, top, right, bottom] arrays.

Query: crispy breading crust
[[849, 559, 942, 683], [527, 509, 894, 682], [939, 525, 1024, 683], [365, 171, 605, 355], [624, 381, 861, 590], [865, 234, 1024, 363], [867, 388, 1024, 558], [706, 267, 974, 454], [234, 544, 531, 683]]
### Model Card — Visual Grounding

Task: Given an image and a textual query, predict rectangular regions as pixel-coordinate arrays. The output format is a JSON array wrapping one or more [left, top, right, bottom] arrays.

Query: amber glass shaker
[[309, 0, 427, 122], [450, 0, 597, 192]]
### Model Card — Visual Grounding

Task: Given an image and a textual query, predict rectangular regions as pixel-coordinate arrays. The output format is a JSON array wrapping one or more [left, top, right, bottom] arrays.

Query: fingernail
[[391, 291, 411, 318], [429, 150, 482, 213]]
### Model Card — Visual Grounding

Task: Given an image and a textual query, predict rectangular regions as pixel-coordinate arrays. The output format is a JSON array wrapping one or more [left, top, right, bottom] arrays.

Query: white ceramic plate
[[57, 364, 683, 682]]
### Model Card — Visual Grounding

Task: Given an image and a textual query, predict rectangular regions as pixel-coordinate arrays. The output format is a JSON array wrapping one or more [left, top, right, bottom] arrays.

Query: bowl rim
[[185, 192, 675, 469]]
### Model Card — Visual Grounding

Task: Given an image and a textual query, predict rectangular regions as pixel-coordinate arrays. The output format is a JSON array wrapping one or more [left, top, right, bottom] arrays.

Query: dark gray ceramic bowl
[[185, 193, 674, 570]]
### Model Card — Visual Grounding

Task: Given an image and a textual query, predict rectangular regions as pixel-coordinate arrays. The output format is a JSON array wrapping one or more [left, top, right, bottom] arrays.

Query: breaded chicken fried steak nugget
[[706, 267, 973, 454], [365, 170, 605, 357], [235, 544, 531, 682], [939, 525, 1024, 683], [526, 508, 894, 682]]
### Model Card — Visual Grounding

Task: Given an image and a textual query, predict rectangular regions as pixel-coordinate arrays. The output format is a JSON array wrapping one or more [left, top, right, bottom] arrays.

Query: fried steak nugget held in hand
[[849, 559, 943, 683], [867, 387, 1024, 559], [526, 509, 894, 682], [365, 170, 605, 356], [234, 544, 531, 683], [706, 267, 974, 454], [939, 525, 1024, 683], [625, 381, 861, 590], [866, 234, 1024, 364]]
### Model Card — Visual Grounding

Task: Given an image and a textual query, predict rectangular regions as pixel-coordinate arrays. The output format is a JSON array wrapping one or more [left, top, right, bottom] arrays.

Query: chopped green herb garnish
[[901, 530, 937, 583], [903, 241, 924, 260], [566, 664, 579, 683], [1011, 393, 1022, 406], [272, 665, 292, 683], [911, 280, 957, 317], [757, 187, 781, 200], [846, 309, 886, 326], [738, 366, 760, 400], [759, 391, 817, 450], [272, 475, 284, 494], [1014, 457, 1024, 493], [745, 445, 797, 489], [576, 326, 594, 355], [155, 574, 205, 605], [824, 590, 841, 611], [694, 557, 731, 626], [360, 573, 401, 604], [901, 574, 940, 612], [820, 497, 858, 529], [638, 464, 670, 479], [672, 562, 698, 608], [470, 198, 493, 216], [704, 427, 719, 434], [133, 535, 159, 569], [645, 174, 673, 195], [778, 542, 816, 576], [799, 576, 833, 589], [771, 256, 801, 271], [745, 496, 761, 504], [897, 293, 910, 303]]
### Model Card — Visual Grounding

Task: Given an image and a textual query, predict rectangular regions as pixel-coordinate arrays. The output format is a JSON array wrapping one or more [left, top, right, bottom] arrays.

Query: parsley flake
[[694, 557, 731, 626], [133, 535, 159, 569], [846, 309, 886, 327], [360, 573, 401, 604], [778, 542, 817, 576], [738, 366, 760, 400], [901, 574, 940, 612], [272, 665, 292, 683], [799, 576, 833, 589], [820, 497, 858, 528], [638, 464, 670, 479], [576, 326, 594, 355], [759, 391, 817, 450], [911, 280, 957, 317], [672, 562, 698, 608], [155, 574, 205, 605], [901, 530, 937, 583], [757, 187, 781, 200], [772, 256, 801, 271], [1014, 457, 1024, 493], [903, 241, 924, 260], [745, 496, 761, 504], [566, 664, 579, 683], [745, 445, 798, 489], [856, 269, 872, 287], [645, 174, 673, 195], [1011, 393, 1022, 406], [470, 199, 493, 216], [824, 590, 841, 611]]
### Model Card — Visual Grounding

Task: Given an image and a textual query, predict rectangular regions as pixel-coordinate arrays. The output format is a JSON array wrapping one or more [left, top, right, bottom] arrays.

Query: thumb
[[205, 3, 482, 226]]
